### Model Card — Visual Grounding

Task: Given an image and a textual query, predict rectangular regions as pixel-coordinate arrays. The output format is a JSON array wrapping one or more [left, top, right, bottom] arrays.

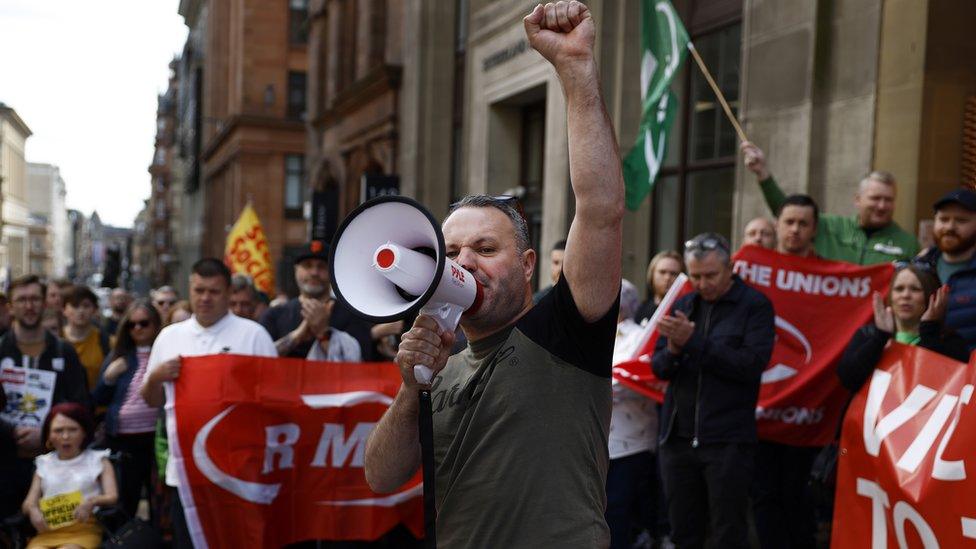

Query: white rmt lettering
[[892, 501, 939, 548], [863, 370, 937, 456], [311, 423, 375, 468], [857, 478, 890, 549], [262, 423, 300, 474], [933, 384, 974, 481]]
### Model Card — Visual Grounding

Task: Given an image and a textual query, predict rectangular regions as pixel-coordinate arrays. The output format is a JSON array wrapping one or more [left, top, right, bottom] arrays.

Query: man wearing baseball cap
[[918, 188, 976, 350], [258, 240, 373, 359]]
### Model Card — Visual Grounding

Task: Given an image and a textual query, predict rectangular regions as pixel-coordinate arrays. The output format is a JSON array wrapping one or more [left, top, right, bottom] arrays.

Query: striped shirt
[[117, 347, 157, 434]]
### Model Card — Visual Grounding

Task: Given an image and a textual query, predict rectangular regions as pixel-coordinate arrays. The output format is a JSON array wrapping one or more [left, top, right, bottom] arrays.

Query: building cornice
[[201, 114, 305, 163], [0, 105, 33, 138]]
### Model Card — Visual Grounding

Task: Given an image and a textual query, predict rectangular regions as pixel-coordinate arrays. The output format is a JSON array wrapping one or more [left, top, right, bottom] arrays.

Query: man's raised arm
[[524, 1, 623, 322]]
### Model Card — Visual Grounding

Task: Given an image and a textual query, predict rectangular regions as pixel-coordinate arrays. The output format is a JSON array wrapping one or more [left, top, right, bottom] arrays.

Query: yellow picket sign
[[39, 490, 82, 530], [224, 204, 275, 295]]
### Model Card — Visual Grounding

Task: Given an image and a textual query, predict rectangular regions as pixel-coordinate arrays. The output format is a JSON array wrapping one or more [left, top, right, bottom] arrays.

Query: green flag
[[623, 0, 690, 211]]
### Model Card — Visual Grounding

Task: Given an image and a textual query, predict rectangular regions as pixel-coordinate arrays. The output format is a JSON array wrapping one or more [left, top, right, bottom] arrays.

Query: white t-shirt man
[[145, 312, 277, 486]]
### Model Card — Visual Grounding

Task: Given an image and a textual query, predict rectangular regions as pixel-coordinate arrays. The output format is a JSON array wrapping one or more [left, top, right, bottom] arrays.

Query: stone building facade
[[0, 103, 33, 286], [26, 163, 71, 278], [308, 0, 975, 294]]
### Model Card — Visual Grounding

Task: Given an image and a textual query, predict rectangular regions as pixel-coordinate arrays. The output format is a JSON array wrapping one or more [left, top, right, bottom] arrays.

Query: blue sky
[[0, 0, 187, 227]]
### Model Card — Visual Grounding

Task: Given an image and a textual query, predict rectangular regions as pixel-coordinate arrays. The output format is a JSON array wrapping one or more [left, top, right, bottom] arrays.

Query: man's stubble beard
[[299, 282, 328, 299], [462, 265, 529, 335], [936, 231, 976, 255]]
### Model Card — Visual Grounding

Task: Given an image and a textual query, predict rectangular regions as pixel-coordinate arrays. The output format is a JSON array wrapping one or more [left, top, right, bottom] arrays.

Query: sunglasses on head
[[128, 319, 153, 329], [684, 236, 729, 254]]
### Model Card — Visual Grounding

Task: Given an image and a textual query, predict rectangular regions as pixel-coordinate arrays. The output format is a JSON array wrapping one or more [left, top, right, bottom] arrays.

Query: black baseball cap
[[294, 240, 330, 265], [933, 189, 976, 213]]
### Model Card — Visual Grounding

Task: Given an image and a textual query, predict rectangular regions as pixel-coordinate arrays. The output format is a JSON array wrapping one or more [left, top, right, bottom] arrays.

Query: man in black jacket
[[652, 233, 775, 549], [259, 241, 372, 359], [0, 274, 90, 515]]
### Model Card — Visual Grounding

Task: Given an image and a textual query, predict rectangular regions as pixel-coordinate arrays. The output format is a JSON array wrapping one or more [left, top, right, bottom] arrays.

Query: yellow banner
[[224, 204, 275, 295], [39, 490, 82, 530]]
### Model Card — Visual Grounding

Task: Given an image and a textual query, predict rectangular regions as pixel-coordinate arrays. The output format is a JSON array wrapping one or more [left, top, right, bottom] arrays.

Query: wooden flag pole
[[687, 43, 748, 143]]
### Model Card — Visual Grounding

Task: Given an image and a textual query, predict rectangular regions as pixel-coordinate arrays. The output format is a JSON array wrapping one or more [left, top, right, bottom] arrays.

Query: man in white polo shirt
[[141, 258, 276, 548]]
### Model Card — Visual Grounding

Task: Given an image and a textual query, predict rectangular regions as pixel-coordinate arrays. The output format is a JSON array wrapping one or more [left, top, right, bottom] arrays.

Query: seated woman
[[837, 263, 969, 393], [21, 403, 118, 549]]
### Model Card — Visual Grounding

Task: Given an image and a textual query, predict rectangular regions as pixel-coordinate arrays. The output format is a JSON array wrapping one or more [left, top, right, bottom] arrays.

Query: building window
[[285, 154, 305, 218], [652, 21, 741, 252], [287, 71, 307, 120], [520, 100, 546, 285], [289, 0, 309, 45]]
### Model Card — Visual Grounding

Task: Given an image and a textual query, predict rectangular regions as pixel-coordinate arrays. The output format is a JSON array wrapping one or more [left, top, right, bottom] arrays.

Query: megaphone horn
[[330, 196, 483, 382]]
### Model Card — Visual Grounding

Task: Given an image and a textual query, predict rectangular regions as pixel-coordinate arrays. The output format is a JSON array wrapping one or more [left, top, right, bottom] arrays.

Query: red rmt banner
[[832, 344, 976, 548], [166, 355, 423, 548], [613, 245, 893, 446]]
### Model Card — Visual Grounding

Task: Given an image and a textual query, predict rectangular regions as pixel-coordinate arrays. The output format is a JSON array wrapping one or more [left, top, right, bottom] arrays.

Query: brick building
[[195, 0, 310, 295]]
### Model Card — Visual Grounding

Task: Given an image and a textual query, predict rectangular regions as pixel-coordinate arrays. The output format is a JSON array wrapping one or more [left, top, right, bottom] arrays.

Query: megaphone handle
[[413, 301, 466, 384]]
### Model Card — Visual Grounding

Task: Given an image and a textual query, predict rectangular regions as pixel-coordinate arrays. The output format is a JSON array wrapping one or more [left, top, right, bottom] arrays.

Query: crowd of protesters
[[0, 143, 973, 549], [599, 142, 976, 549]]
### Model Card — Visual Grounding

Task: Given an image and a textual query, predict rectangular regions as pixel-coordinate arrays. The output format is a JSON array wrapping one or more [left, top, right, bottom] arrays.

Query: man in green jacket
[[741, 141, 919, 264]]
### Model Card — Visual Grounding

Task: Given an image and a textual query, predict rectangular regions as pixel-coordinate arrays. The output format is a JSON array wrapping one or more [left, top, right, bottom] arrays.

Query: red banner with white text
[[166, 355, 423, 548], [832, 344, 976, 547], [613, 245, 892, 445]]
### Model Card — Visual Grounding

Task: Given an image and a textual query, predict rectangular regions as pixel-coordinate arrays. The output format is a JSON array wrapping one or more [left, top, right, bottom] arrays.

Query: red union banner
[[166, 355, 423, 548], [832, 344, 976, 547], [613, 245, 892, 445]]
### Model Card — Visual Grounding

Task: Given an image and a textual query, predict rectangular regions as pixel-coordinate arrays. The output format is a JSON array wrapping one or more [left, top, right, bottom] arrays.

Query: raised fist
[[523, 2, 595, 71]]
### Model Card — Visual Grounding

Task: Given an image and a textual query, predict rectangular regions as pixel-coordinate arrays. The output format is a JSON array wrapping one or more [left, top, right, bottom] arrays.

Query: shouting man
[[363, 2, 624, 546]]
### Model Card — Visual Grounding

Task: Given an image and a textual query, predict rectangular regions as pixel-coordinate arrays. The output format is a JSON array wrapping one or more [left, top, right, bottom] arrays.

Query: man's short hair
[[192, 258, 232, 287], [552, 239, 567, 252], [8, 274, 46, 299], [230, 274, 258, 297], [449, 195, 531, 253], [684, 232, 731, 264], [777, 194, 820, 224], [859, 170, 896, 192], [63, 285, 99, 308]]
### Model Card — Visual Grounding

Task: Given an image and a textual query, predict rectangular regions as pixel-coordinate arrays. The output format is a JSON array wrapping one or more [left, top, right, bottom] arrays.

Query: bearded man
[[362, 2, 624, 546], [918, 189, 976, 350]]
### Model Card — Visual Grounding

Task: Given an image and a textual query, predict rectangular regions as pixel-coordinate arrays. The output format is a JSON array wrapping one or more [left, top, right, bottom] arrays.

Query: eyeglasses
[[12, 296, 43, 305], [128, 320, 153, 329], [155, 300, 176, 307], [684, 236, 730, 255]]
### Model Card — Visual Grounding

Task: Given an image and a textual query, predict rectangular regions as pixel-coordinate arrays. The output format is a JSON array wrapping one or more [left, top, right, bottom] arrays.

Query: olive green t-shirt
[[431, 275, 618, 548]]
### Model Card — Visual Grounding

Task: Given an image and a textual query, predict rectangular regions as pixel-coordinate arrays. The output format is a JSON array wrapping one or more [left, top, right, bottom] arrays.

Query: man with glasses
[[0, 275, 89, 516], [151, 285, 179, 322], [917, 189, 976, 350], [741, 141, 918, 264], [652, 233, 775, 549], [364, 3, 624, 546]]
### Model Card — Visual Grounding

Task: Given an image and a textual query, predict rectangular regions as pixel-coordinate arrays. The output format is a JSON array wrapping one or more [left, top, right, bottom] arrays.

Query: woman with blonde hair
[[635, 250, 684, 324]]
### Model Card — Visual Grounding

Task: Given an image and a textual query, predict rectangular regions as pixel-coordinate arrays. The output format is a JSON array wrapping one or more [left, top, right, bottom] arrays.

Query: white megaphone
[[330, 196, 483, 384]]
